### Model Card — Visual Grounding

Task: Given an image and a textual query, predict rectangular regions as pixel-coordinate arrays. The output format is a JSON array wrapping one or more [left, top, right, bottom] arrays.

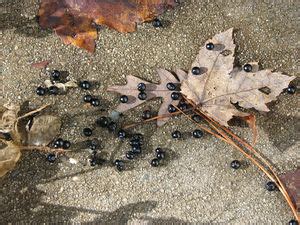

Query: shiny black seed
[[120, 95, 128, 103], [287, 85, 296, 94], [171, 92, 180, 100], [289, 219, 299, 225], [230, 160, 241, 169], [142, 110, 152, 120], [115, 159, 125, 171], [36, 86, 47, 96], [132, 133, 143, 141], [49, 86, 59, 95], [153, 18, 162, 28], [83, 128, 93, 137], [168, 104, 177, 113], [54, 138, 64, 148], [96, 117, 109, 127], [192, 67, 201, 75], [83, 94, 93, 103], [138, 92, 147, 100], [46, 153, 56, 163], [79, 80, 91, 90], [130, 139, 141, 147], [51, 70, 61, 80], [206, 42, 214, 50], [91, 98, 100, 107], [156, 151, 165, 160], [192, 129, 204, 138], [150, 158, 160, 167], [137, 83, 146, 91], [172, 130, 181, 139], [62, 140, 71, 149], [155, 147, 163, 153], [265, 181, 277, 191], [191, 114, 202, 123], [132, 145, 142, 154], [126, 151, 135, 160], [166, 82, 176, 91], [178, 102, 188, 110], [87, 139, 99, 150], [243, 64, 252, 72], [108, 122, 117, 132], [90, 158, 97, 166], [118, 129, 126, 139]]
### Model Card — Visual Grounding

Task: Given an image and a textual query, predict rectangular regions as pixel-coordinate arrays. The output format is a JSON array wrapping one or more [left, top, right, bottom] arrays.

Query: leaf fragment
[[0, 141, 21, 177]]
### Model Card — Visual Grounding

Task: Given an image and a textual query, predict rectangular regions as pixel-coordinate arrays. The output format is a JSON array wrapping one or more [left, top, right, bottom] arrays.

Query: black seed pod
[[171, 92, 180, 100], [230, 160, 241, 169], [137, 83, 146, 91], [166, 82, 176, 91], [191, 67, 201, 75], [120, 95, 129, 103], [206, 42, 214, 50], [243, 64, 252, 72], [153, 18, 162, 28], [138, 92, 147, 100], [150, 158, 160, 167], [265, 181, 277, 191]]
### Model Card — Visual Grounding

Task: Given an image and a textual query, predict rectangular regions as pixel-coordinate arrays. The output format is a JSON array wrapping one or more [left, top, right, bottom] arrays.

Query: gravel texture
[[0, 0, 299, 223]]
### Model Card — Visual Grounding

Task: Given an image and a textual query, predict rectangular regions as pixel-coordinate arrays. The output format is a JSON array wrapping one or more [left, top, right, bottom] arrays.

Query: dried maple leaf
[[107, 68, 187, 126], [280, 168, 300, 212], [180, 28, 295, 126], [38, 0, 177, 52]]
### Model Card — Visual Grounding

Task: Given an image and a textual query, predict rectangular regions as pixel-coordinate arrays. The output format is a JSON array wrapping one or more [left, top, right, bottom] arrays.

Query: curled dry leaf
[[180, 28, 295, 126], [108, 68, 187, 126], [27, 115, 62, 146], [0, 141, 21, 177], [280, 168, 300, 212], [45, 79, 78, 92], [0, 103, 20, 133], [38, 0, 177, 52]]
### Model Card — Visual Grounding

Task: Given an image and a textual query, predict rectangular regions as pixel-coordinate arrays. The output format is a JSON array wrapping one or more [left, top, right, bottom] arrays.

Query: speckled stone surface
[[0, 0, 299, 223]]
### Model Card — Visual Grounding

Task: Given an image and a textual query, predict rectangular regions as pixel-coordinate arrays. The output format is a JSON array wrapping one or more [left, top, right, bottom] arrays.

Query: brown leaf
[[31, 60, 51, 69], [0, 141, 21, 177], [280, 168, 300, 212], [27, 115, 61, 146], [108, 69, 187, 126], [181, 28, 295, 126], [38, 0, 177, 52], [0, 103, 20, 133]]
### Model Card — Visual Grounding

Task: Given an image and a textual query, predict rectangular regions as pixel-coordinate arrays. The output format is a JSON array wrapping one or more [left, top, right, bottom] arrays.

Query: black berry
[[118, 129, 126, 139], [192, 67, 201, 75], [120, 95, 129, 103], [83, 128, 93, 137], [243, 64, 252, 72], [166, 82, 176, 91], [142, 110, 152, 120], [289, 219, 299, 225], [230, 160, 241, 169], [137, 83, 146, 91], [287, 85, 296, 94], [96, 117, 109, 127], [51, 70, 61, 80], [153, 18, 162, 28], [172, 130, 181, 139], [49, 86, 59, 95], [168, 104, 177, 113], [155, 147, 163, 153], [138, 92, 147, 100], [79, 80, 91, 90], [192, 129, 204, 138], [150, 158, 160, 167], [171, 92, 180, 100], [62, 140, 71, 149], [115, 159, 125, 171], [91, 98, 100, 107], [36, 86, 47, 96], [265, 181, 277, 191], [87, 139, 99, 150], [53, 138, 64, 148], [206, 42, 214, 50], [126, 151, 135, 160], [192, 114, 202, 123], [46, 153, 56, 163], [132, 145, 142, 154], [178, 102, 188, 110], [156, 151, 165, 160], [83, 94, 93, 103]]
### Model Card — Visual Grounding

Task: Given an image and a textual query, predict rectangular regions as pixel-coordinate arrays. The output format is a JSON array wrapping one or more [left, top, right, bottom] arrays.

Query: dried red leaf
[[38, 0, 177, 52], [31, 60, 51, 69], [280, 168, 300, 212]]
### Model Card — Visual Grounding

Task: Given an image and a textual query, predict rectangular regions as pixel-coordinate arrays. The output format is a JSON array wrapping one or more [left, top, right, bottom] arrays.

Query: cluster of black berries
[[80, 81, 101, 107], [96, 116, 118, 132], [46, 138, 71, 163], [150, 148, 166, 167], [119, 82, 148, 104], [36, 70, 62, 96], [125, 134, 143, 160], [171, 129, 204, 139]]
